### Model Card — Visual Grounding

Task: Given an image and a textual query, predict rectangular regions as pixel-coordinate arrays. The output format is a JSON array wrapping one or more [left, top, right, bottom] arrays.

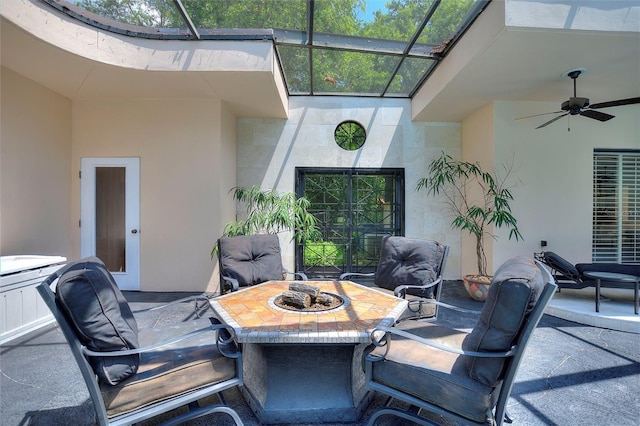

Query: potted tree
[[416, 152, 522, 301], [211, 185, 320, 257]]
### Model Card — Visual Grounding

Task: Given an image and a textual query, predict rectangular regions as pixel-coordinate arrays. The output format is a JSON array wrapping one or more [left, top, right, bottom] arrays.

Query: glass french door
[[80, 158, 140, 290], [296, 168, 404, 279]]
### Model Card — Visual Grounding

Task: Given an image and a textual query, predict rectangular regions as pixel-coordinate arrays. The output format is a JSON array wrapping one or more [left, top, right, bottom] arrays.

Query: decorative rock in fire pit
[[275, 282, 344, 312]]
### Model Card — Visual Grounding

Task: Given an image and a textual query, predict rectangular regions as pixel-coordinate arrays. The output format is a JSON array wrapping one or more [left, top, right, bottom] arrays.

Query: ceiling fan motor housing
[[562, 97, 590, 114]]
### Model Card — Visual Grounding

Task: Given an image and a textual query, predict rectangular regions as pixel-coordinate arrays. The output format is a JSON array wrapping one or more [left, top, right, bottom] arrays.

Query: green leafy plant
[[416, 152, 522, 277], [303, 240, 345, 266], [212, 185, 321, 257]]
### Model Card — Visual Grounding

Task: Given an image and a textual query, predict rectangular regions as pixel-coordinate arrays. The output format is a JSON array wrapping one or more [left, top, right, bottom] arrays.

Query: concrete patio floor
[[1, 280, 639, 426]]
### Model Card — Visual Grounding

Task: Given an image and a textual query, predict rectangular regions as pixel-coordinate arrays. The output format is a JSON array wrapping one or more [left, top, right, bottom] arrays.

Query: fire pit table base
[[210, 281, 408, 424], [241, 342, 372, 424]]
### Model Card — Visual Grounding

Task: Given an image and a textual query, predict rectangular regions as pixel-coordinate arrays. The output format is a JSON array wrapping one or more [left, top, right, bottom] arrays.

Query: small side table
[[583, 271, 639, 315]]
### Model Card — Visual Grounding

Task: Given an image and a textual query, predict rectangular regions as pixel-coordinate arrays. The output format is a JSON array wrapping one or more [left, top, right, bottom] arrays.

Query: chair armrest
[[221, 275, 240, 292], [284, 269, 308, 280], [132, 295, 212, 314], [393, 276, 442, 298], [339, 272, 375, 280], [367, 325, 515, 362], [405, 298, 480, 315], [81, 322, 241, 359]]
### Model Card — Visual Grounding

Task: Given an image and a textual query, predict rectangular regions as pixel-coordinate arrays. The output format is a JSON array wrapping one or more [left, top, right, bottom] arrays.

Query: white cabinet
[[1, 256, 66, 344]]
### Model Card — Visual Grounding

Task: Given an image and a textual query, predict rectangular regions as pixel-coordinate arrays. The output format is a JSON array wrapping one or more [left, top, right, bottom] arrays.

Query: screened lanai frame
[[44, 0, 491, 98]]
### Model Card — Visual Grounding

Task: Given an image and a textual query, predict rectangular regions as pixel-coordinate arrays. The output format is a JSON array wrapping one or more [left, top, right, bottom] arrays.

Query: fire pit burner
[[269, 282, 349, 313], [274, 291, 345, 312]]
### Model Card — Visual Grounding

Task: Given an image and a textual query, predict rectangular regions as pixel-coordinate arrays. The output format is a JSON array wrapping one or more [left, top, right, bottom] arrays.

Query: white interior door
[[80, 158, 140, 290]]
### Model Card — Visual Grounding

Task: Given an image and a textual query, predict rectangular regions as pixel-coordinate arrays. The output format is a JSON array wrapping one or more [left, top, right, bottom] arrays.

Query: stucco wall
[[0, 67, 72, 257], [210, 103, 240, 293], [493, 100, 640, 267], [459, 99, 640, 275], [505, 0, 640, 31], [237, 97, 462, 279], [461, 103, 496, 276], [71, 98, 232, 292]]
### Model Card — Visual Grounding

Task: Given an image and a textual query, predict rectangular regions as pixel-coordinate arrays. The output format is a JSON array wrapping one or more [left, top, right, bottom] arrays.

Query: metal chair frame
[[37, 269, 244, 426], [341, 237, 449, 319], [364, 261, 557, 426], [217, 234, 307, 293]]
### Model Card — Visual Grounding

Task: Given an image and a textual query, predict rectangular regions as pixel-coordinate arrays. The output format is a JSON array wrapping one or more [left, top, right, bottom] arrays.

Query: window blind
[[592, 150, 640, 264]]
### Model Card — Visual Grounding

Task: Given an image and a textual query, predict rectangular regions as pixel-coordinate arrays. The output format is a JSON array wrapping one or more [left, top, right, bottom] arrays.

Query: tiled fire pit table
[[210, 280, 408, 424]]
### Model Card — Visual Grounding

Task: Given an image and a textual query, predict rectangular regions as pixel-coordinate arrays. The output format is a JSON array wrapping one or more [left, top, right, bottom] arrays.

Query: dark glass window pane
[[417, 0, 475, 45], [318, 0, 437, 42], [313, 49, 399, 95], [385, 57, 435, 96], [278, 45, 311, 94], [95, 167, 126, 272], [313, 0, 363, 37], [296, 168, 404, 278], [335, 121, 366, 150], [181, 0, 306, 30], [78, 0, 184, 28]]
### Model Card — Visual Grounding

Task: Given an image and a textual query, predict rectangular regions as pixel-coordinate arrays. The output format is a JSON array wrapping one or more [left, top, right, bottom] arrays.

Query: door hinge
[[79, 220, 81, 228], [79, 170, 82, 179]]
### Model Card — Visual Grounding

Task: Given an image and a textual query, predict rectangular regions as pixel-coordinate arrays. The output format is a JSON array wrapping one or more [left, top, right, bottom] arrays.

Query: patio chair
[[37, 257, 244, 426], [340, 235, 449, 319], [217, 234, 307, 293], [363, 256, 557, 426], [535, 251, 640, 289]]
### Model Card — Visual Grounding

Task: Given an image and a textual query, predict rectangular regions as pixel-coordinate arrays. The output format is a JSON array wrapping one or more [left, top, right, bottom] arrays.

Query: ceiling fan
[[519, 68, 640, 129]]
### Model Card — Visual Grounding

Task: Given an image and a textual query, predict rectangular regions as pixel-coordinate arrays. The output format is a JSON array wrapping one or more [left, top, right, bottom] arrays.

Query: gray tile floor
[[1, 281, 639, 426]]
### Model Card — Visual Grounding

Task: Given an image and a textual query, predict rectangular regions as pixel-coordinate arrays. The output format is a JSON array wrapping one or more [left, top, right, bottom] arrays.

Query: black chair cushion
[[102, 322, 237, 418], [366, 320, 498, 423], [55, 258, 139, 386], [543, 251, 582, 281], [218, 234, 284, 287], [463, 256, 545, 386], [374, 236, 445, 296]]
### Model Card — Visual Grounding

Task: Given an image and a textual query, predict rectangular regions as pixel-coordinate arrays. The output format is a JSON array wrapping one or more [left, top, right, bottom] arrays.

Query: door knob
[[131, 229, 138, 234]]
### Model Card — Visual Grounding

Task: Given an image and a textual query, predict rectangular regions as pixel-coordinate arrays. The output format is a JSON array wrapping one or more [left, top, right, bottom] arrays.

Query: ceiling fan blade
[[536, 113, 569, 129], [515, 111, 564, 120], [589, 97, 640, 109], [580, 109, 614, 122]]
